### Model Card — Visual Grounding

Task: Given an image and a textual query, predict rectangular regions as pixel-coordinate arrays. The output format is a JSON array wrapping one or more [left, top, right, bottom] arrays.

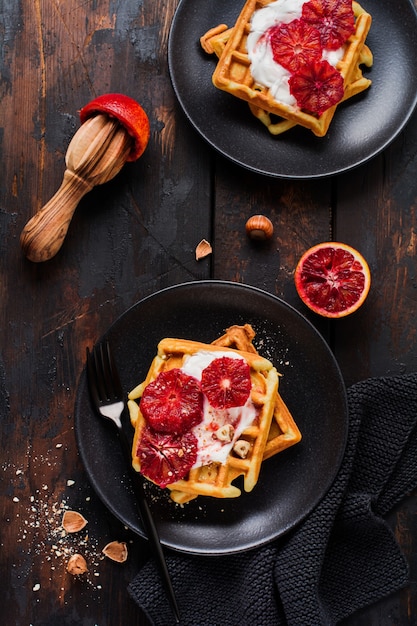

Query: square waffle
[[201, 0, 372, 137], [128, 325, 301, 503]]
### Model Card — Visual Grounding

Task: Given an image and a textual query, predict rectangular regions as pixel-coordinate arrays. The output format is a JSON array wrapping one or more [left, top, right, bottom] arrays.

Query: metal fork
[[86, 340, 180, 624]]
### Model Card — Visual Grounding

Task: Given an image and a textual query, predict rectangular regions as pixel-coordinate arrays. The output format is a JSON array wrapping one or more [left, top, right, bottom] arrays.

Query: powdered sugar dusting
[[252, 325, 293, 371]]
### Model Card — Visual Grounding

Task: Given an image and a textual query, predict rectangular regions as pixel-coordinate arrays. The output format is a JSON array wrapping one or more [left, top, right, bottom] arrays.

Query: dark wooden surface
[[1, 1, 416, 624]]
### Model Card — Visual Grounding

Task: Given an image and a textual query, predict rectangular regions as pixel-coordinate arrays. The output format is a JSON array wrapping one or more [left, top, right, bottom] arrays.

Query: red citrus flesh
[[288, 58, 344, 116], [137, 427, 198, 488], [140, 368, 204, 434], [201, 356, 252, 409], [302, 0, 355, 50], [79, 93, 150, 161], [269, 19, 322, 73], [294, 242, 371, 318]]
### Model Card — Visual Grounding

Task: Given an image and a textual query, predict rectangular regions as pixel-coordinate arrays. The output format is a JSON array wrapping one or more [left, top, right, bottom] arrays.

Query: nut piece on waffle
[[128, 325, 301, 504], [201, 0, 372, 137]]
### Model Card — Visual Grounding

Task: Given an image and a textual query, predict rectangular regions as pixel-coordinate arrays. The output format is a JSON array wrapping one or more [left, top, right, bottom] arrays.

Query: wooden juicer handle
[[20, 114, 133, 263]]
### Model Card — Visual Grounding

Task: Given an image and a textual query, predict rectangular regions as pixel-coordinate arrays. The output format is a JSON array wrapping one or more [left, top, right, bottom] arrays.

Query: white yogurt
[[251, 0, 306, 30], [181, 350, 257, 467]]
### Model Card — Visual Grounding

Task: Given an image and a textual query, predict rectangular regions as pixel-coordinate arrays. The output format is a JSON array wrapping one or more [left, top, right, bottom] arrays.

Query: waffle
[[201, 0, 372, 137], [128, 325, 301, 503]]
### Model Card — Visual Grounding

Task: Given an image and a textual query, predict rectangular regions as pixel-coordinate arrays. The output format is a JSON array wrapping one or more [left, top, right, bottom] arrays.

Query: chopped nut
[[195, 239, 212, 260], [215, 424, 235, 442], [66, 553, 88, 575], [233, 440, 251, 459], [102, 541, 128, 563], [62, 510, 88, 533]]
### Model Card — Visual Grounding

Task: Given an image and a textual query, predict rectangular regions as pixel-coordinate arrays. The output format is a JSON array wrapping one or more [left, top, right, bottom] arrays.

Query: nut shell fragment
[[195, 239, 212, 260], [102, 541, 128, 563], [62, 510, 88, 533], [66, 553, 88, 575]]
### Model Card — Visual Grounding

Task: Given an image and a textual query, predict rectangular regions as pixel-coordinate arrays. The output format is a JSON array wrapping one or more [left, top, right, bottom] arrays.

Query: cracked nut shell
[[62, 510, 88, 533], [66, 553, 88, 575], [102, 541, 128, 563]]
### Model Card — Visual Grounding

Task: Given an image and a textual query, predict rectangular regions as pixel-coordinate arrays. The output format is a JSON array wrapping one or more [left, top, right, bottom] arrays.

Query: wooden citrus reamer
[[20, 94, 150, 262]]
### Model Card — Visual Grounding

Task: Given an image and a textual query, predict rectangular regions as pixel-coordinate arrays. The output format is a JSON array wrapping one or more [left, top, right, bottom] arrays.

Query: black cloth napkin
[[128, 373, 417, 625]]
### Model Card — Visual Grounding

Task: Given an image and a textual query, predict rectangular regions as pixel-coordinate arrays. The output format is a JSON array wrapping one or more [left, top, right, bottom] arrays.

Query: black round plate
[[75, 281, 347, 555], [168, 0, 417, 178]]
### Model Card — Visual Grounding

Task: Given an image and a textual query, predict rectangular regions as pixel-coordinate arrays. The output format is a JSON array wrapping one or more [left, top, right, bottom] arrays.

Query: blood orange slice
[[137, 427, 197, 488], [302, 0, 355, 50], [140, 369, 203, 434], [269, 19, 322, 73], [294, 242, 371, 318], [289, 59, 344, 115], [201, 356, 252, 409]]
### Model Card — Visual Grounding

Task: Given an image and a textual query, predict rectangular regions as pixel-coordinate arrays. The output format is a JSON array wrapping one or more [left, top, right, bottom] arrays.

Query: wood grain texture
[[1, 2, 209, 624], [1, 0, 417, 624]]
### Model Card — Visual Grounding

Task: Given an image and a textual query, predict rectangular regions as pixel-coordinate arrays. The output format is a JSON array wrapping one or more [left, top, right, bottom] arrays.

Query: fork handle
[[118, 428, 180, 623], [133, 473, 181, 622]]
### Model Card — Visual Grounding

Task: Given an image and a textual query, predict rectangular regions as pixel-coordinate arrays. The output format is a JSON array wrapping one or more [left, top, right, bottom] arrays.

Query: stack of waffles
[[200, 0, 373, 136], [128, 324, 301, 503]]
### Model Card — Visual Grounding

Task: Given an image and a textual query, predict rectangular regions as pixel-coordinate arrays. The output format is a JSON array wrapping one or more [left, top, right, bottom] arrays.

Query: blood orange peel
[[294, 242, 371, 318], [79, 93, 150, 161]]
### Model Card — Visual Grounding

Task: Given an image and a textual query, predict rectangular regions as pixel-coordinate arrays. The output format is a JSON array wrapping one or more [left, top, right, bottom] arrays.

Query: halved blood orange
[[79, 93, 150, 161], [294, 242, 371, 318]]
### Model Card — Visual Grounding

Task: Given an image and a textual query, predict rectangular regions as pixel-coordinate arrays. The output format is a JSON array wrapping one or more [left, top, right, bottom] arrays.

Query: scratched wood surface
[[1, 0, 416, 624]]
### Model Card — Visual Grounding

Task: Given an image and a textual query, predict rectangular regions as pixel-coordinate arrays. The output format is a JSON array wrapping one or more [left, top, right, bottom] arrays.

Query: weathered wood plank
[[1, 1, 208, 624], [333, 110, 417, 386]]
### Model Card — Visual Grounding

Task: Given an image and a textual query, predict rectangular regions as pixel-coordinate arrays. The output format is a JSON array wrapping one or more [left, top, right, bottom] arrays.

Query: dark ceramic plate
[[75, 281, 347, 555], [168, 0, 417, 178]]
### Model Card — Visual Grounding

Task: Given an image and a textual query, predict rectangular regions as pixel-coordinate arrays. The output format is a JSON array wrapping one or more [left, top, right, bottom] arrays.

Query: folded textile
[[128, 373, 417, 625]]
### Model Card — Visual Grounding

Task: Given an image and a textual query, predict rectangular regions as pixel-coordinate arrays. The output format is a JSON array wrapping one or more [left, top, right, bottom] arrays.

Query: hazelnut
[[233, 439, 251, 459], [195, 238, 212, 260], [102, 541, 128, 563], [214, 424, 235, 442], [245, 215, 274, 240], [66, 553, 88, 575], [62, 510, 88, 533]]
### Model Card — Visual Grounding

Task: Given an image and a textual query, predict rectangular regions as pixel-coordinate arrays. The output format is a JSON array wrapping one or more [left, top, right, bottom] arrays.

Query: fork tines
[[87, 341, 123, 404]]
